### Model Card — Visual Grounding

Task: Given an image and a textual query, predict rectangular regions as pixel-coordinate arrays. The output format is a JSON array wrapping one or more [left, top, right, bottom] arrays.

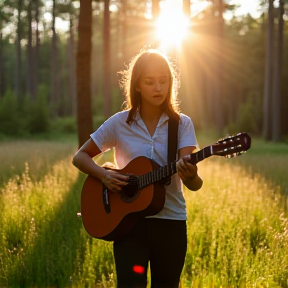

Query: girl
[[73, 48, 203, 288]]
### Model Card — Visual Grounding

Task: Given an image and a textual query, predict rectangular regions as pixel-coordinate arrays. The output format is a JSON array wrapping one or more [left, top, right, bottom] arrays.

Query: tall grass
[[184, 159, 288, 287], [198, 133, 288, 197], [233, 138, 288, 198], [0, 158, 83, 287], [0, 137, 287, 287], [0, 138, 77, 187]]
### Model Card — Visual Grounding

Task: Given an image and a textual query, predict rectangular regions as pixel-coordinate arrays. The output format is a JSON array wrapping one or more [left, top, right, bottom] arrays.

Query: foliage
[[226, 91, 262, 135], [0, 89, 23, 136], [0, 87, 86, 137], [25, 94, 50, 134], [0, 89, 50, 136], [50, 116, 78, 134]]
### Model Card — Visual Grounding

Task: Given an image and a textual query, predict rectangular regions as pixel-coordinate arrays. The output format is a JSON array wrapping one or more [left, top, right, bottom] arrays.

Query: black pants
[[113, 218, 187, 288]]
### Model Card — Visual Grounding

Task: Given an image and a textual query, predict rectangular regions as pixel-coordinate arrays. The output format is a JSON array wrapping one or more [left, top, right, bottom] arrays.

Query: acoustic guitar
[[80, 132, 251, 241]]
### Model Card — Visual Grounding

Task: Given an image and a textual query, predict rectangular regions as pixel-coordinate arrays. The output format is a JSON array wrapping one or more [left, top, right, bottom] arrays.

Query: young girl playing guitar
[[73, 48, 203, 288]]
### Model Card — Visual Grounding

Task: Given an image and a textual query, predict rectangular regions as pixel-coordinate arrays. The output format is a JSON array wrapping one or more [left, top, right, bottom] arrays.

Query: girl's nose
[[155, 82, 162, 91]]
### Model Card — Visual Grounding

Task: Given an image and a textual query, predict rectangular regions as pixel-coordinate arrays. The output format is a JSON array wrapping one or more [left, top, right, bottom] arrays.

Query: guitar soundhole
[[120, 175, 139, 202]]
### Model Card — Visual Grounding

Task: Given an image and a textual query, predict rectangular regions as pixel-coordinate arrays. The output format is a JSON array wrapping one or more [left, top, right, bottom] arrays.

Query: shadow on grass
[[5, 172, 88, 288]]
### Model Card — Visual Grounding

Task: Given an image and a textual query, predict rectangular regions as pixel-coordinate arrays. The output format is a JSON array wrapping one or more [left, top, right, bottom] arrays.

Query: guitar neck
[[137, 145, 213, 190], [189, 145, 213, 165]]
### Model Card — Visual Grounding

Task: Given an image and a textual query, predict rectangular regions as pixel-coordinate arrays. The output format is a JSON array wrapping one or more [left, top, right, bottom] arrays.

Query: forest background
[[0, 0, 287, 145], [1, 1, 288, 288]]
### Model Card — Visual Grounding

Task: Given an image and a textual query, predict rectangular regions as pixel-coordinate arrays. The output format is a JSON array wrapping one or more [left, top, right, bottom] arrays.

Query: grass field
[[0, 134, 287, 288]]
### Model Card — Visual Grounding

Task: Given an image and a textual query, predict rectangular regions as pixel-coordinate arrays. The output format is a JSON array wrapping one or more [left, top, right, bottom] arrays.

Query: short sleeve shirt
[[90, 110, 198, 220]]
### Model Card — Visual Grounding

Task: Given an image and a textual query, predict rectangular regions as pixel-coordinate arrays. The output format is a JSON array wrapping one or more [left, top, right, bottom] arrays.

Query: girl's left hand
[[176, 155, 198, 182]]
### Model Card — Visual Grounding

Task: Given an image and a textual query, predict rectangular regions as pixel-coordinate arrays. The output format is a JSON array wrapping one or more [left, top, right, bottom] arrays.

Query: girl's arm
[[72, 138, 128, 192], [176, 146, 203, 191]]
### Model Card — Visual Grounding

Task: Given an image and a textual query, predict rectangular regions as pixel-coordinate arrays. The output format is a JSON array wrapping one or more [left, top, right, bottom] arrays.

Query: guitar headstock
[[213, 132, 251, 158]]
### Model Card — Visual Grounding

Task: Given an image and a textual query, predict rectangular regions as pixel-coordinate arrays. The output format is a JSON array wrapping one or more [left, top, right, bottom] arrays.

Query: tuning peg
[[226, 150, 247, 158], [225, 153, 234, 158], [217, 134, 233, 144]]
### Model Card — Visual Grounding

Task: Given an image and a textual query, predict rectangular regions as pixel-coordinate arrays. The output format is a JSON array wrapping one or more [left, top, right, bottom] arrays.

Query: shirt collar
[[134, 110, 169, 127]]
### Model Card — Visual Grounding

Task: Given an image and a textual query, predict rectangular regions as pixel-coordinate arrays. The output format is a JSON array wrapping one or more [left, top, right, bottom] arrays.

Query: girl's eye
[[144, 79, 167, 85]]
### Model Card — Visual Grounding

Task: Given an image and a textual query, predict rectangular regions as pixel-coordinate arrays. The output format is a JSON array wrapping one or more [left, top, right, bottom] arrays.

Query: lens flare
[[133, 265, 145, 274]]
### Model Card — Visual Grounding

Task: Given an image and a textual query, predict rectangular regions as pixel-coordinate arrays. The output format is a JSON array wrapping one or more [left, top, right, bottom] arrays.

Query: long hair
[[118, 48, 181, 124]]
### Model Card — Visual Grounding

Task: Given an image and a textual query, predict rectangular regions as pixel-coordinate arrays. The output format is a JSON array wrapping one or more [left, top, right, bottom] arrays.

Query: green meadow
[[0, 135, 288, 288]]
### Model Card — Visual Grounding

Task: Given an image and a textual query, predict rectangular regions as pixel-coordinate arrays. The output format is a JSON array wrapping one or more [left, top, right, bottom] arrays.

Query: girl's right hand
[[101, 169, 129, 193]]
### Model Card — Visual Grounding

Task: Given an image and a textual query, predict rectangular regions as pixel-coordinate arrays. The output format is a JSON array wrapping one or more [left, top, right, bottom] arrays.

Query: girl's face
[[137, 61, 170, 109]]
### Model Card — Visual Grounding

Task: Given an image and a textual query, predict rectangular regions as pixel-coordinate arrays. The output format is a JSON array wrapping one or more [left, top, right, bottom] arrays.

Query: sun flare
[[155, 1, 189, 49]]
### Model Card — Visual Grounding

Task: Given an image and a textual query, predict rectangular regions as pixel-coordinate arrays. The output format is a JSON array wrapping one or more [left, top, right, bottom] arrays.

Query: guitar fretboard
[[189, 146, 213, 165], [137, 146, 213, 190]]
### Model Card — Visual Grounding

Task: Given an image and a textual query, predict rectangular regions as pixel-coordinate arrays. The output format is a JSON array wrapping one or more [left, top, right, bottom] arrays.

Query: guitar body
[[81, 156, 166, 241]]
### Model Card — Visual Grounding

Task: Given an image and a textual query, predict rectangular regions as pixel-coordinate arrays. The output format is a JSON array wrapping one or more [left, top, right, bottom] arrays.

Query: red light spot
[[133, 265, 145, 274]]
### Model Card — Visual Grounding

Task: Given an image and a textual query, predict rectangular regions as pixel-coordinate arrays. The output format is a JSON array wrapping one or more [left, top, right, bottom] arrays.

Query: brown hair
[[118, 48, 180, 124]]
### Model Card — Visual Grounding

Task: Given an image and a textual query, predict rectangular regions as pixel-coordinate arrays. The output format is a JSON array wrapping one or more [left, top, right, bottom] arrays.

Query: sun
[[155, 1, 189, 49], [153, 0, 212, 50]]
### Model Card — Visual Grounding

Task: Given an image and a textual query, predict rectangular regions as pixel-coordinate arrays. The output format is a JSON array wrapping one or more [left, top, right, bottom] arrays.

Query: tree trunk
[[68, 16, 77, 116], [76, 0, 93, 147], [16, 0, 23, 99], [272, 0, 284, 142], [262, 0, 274, 140], [103, 0, 111, 119], [26, 1, 33, 99], [214, 0, 225, 135], [0, 31, 3, 97], [34, 0, 40, 99], [50, 0, 59, 116], [119, 0, 127, 64]]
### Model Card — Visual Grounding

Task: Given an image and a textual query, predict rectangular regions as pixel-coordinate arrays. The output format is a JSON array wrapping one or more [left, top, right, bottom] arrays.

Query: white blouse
[[90, 110, 198, 220]]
